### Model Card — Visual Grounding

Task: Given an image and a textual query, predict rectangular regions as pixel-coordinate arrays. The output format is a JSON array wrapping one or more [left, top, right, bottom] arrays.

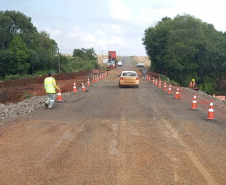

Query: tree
[[73, 48, 97, 60], [142, 14, 226, 90], [0, 49, 14, 77], [0, 10, 37, 49], [9, 35, 29, 75]]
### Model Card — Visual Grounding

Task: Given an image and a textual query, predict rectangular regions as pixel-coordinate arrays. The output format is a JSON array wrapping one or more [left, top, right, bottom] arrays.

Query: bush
[[35, 70, 57, 76], [198, 83, 215, 94], [5, 75, 21, 81], [161, 76, 179, 86], [198, 76, 217, 94]]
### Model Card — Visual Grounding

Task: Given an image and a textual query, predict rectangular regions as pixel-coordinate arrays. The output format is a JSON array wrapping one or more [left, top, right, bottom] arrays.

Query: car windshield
[[122, 72, 137, 76]]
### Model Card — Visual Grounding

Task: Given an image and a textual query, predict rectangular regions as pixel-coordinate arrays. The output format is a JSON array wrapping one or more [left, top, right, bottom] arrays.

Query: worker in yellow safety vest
[[189, 79, 196, 88], [44, 71, 59, 109]]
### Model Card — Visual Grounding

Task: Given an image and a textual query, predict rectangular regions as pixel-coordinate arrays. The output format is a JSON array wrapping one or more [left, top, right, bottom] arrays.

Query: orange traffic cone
[[189, 93, 198, 110], [163, 82, 167, 91], [87, 78, 90, 86], [152, 77, 155, 84], [167, 84, 172, 95], [149, 76, 151, 82], [158, 80, 162, 88], [56, 87, 63, 102], [204, 100, 217, 120], [155, 79, 158, 86], [174, 87, 181, 99], [92, 76, 95, 83], [73, 81, 77, 93], [82, 82, 86, 92]]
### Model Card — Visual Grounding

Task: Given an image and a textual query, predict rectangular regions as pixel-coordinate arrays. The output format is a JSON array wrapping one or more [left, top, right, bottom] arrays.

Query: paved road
[[1, 57, 226, 185]]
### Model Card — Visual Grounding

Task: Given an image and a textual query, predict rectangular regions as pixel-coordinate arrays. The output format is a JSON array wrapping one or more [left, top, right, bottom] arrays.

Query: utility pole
[[102, 50, 103, 63], [58, 48, 60, 74]]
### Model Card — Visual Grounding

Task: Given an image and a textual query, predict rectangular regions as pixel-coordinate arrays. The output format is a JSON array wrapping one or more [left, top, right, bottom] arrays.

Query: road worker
[[142, 68, 147, 80], [189, 79, 196, 88], [44, 71, 59, 109]]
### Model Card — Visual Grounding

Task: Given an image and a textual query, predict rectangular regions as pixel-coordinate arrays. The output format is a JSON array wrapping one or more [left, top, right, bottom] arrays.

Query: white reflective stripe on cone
[[210, 103, 213, 106], [209, 109, 214, 112], [193, 101, 197, 103]]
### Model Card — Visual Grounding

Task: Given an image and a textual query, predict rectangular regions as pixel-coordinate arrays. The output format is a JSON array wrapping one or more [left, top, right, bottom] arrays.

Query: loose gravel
[[0, 85, 225, 120]]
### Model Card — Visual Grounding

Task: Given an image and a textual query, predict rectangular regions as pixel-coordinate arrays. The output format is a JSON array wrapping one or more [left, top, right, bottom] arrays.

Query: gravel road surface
[[0, 57, 226, 185]]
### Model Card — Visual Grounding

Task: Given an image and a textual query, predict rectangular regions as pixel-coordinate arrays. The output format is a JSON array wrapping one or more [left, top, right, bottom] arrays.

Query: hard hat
[[192, 79, 195, 82], [48, 71, 54, 75]]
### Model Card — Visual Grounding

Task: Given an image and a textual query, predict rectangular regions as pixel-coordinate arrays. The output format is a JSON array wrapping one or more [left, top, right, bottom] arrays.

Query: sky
[[1, 0, 226, 56]]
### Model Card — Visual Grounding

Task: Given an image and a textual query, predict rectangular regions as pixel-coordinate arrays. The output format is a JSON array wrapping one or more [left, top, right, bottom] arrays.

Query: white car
[[136, 63, 145, 67], [118, 61, 122, 66]]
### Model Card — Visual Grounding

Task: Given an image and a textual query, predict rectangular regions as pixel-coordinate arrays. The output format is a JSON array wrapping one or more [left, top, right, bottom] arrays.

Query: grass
[[160, 75, 179, 86], [21, 91, 33, 99]]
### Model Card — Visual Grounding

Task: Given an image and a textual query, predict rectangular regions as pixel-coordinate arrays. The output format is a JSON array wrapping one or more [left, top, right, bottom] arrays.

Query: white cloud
[[111, 25, 123, 34], [45, 27, 62, 37], [81, 34, 96, 43], [110, 0, 132, 20]]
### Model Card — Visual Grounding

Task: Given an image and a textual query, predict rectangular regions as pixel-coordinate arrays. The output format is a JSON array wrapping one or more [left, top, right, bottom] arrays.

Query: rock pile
[[181, 87, 226, 106], [0, 92, 72, 120]]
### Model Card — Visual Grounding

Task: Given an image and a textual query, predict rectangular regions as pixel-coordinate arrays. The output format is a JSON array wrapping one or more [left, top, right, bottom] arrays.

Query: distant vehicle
[[119, 71, 139, 88], [118, 61, 122, 66], [136, 63, 145, 67], [107, 60, 115, 69], [108, 51, 118, 67]]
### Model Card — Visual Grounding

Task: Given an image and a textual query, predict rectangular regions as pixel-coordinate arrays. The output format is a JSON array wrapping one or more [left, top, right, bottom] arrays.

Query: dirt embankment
[[0, 71, 93, 105], [132, 56, 151, 67]]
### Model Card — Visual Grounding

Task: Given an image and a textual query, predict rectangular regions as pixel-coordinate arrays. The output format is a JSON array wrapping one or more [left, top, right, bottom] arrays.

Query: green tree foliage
[[0, 10, 59, 77], [0, 49, 14, 76], [62, 48, 99, 73], [142, 14, 226, 91], [0, 10, 37, 49], [0, 10, 99, 79], [9, 35, 29, 75], [73, 48, 97, 60]]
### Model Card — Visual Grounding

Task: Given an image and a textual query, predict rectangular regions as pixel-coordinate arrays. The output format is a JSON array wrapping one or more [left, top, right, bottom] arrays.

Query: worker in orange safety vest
[[189, 79, 196, 88]]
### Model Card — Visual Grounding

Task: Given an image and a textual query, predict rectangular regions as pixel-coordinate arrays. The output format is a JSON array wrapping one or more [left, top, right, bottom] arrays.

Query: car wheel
[[136, 85, 139, 88]]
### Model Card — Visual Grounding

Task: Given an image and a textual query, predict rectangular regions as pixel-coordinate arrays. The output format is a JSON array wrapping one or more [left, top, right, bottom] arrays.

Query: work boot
[[45, 102, 48, 108]]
